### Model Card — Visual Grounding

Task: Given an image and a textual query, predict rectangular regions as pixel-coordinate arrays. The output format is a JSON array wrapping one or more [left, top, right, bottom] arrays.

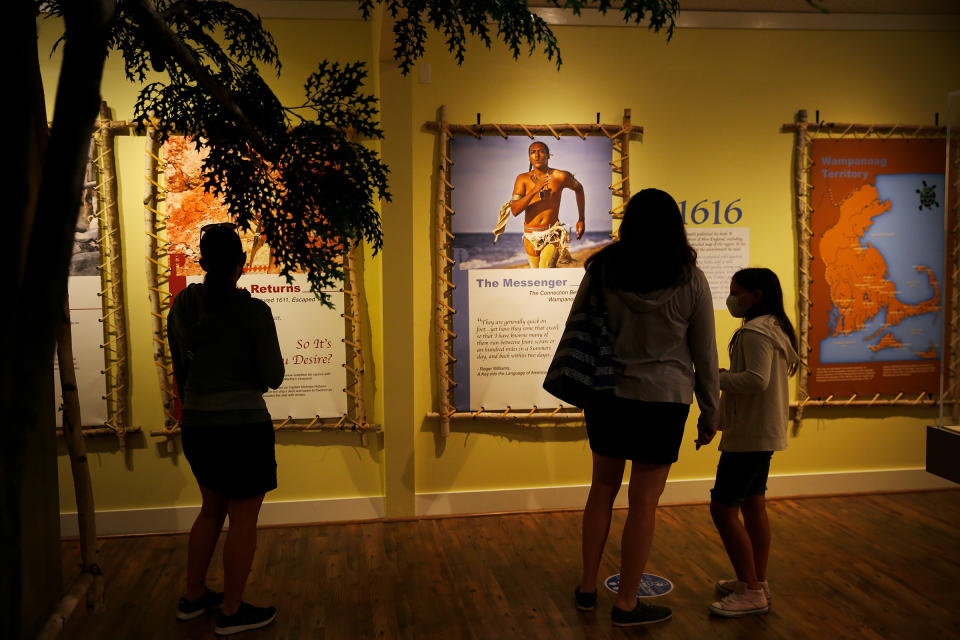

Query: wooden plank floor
[[61, 490, 960, 639]]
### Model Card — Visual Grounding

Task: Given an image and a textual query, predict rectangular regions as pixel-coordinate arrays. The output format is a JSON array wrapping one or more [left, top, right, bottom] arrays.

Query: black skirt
[[584, 397, 689, 463], [181, 421, 277, 499]]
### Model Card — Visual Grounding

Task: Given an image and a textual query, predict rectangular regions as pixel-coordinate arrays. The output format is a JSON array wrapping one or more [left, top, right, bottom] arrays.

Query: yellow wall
[[44, 13, 960, 517], [45, 17, 387, 512], [408, 26, 960, 493]]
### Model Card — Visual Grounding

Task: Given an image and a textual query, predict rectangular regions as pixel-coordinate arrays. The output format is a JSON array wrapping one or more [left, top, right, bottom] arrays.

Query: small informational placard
[[464, 268, 585, 409], [248, 274, 346, 417], [687, 227, 750, 310], [605, 573, 674, 597]]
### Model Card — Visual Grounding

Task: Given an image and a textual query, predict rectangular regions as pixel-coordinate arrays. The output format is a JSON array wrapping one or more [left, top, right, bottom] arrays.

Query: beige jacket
[[718, 314, 799, 452]]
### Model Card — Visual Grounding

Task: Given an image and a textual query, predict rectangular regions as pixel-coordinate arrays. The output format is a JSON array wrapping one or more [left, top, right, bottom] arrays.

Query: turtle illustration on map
[[915, 180, 939, 211]]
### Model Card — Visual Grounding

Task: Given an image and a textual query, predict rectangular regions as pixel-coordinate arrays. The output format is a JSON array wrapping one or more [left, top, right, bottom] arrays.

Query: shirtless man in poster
[[510, 141, 585, 268]]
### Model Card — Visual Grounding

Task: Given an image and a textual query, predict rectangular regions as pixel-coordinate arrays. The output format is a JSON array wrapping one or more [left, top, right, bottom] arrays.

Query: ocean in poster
[[453, 231, 611, 269]]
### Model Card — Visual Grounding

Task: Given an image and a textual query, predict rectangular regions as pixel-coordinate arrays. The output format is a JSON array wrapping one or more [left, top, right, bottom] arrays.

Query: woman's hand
[[695, 423, 718, 450]]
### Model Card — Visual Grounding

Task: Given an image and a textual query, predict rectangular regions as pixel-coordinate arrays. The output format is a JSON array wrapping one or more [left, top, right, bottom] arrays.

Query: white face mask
[[726, 294, 748, 318]]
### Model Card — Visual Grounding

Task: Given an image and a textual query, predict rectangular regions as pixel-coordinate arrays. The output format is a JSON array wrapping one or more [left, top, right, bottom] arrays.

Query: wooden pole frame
[[94, 104, 133, 442], [55, 104, 137, 442], [142, 131, 378, 446], [784, 110, 960, 428], [946, 132, 960, 424], [425, 108, 640, 432]]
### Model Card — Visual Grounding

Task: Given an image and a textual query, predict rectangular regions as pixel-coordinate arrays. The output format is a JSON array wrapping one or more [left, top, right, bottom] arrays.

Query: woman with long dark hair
[[168, 223, 284, 635], [572, 189, 720, 626]]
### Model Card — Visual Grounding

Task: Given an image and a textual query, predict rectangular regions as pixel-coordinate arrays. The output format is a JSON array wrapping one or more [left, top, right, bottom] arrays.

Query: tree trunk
[[2, 1, 115, 636], [56, 295, 104, 609], [2, 4, 53, 637]]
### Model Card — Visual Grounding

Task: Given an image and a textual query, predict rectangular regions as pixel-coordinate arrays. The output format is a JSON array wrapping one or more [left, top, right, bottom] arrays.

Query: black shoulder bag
[[542, 268, 616, 408]]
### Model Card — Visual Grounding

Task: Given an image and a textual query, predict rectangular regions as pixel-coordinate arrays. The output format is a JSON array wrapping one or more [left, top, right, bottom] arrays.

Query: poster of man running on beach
[[449, 135, 614, 411], [450, 136, 613, 270]]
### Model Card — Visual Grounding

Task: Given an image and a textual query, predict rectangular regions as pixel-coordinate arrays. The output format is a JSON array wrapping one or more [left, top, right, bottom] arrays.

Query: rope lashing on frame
[[144, 173, 168, 193]]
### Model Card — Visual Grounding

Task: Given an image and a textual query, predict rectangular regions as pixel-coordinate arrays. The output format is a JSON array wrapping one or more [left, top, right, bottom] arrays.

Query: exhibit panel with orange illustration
[[808, 138, 947, 397], [161, 136, 347, 419]]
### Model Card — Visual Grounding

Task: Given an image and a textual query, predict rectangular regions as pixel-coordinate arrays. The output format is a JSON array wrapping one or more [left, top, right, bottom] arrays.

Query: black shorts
[[182, 421, 277, 499], [584, 397, 689, 464], [710, 451, 773, 505]]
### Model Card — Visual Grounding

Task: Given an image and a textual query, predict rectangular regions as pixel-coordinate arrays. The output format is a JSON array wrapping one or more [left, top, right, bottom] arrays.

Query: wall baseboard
[[61, 468, 955, 537], [415, 468, 956, 516], [61, 496, 385, 537]]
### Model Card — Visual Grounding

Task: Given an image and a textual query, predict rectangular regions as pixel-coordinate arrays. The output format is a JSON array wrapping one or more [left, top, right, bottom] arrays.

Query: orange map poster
[[808, 138, 949, 397]]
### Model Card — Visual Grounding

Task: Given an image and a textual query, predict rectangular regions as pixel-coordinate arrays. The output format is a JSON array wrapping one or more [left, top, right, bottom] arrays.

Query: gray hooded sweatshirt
[[168, 283, 285, 427], [719, 314, 799, 452], [576, 266, 720, 429]]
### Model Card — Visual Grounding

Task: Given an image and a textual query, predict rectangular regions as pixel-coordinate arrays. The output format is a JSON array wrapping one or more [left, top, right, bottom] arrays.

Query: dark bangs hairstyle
[[730, 267, 799, 376], [585, 188, 697, 293]]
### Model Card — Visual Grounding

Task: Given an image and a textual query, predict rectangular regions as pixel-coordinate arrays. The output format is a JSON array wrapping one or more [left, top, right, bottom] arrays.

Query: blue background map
[[820, 173, 944, 363]]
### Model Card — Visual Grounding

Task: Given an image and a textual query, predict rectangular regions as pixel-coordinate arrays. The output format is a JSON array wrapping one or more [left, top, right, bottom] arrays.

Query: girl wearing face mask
[[695, 267, 799, 618]]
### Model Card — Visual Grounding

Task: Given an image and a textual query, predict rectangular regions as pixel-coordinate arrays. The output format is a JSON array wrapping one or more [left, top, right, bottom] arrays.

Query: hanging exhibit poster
[[55, 140, 109, 428], [161, 137, 347, 419], [807, 138, 947, 398], [449, 135, 615, 410]]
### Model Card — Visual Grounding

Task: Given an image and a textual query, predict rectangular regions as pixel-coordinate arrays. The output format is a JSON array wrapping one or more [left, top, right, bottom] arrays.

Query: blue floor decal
[[604, 573, 673, 597]]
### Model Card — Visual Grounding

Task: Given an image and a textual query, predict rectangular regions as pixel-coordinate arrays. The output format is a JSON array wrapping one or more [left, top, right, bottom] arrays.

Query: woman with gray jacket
[[573, 189, 720, 626], [168, 223, 284, 635]]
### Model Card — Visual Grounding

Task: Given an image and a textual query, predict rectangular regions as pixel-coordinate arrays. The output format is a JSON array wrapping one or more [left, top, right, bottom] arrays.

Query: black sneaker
[[176, 587, 223, 621], [214, 602, 277, 635], [574, 586, 597, 611], [611, 600, 672, 627]]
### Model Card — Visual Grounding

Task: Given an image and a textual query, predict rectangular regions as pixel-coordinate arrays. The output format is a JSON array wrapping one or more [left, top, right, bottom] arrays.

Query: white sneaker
[[709, 584, 769, 617], [716, 578, 771, 602]]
